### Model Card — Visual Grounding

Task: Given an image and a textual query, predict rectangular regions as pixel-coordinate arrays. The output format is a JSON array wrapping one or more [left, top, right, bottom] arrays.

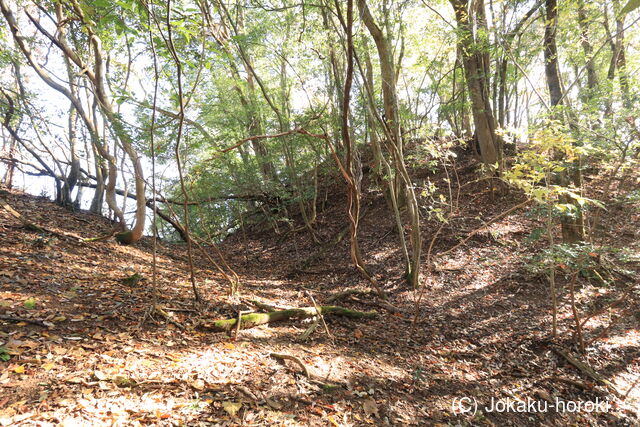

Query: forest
[[0, 0, 639, 425]]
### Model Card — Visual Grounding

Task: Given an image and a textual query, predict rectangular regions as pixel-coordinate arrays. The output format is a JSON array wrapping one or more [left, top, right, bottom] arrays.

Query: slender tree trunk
[[576, 0, 598, 95], [543, 0, 563, 108], [543, 0, 584, 243], [1, 128, 16, 189], [60, 103, 80, 207], [358, 0, 422, 288], [332, 0, 381, 294]]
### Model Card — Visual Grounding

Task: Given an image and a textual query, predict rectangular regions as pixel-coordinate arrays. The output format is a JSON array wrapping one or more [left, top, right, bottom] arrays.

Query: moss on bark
[[206, 306, 377, 332]]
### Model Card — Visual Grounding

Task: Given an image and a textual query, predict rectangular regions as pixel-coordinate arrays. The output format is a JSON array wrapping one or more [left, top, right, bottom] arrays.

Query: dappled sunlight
[[2, 158, 639, 424], [0, 0, 638, 418]]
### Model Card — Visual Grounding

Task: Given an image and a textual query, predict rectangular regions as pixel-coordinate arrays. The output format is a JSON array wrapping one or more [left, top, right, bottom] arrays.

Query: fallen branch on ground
[[350, 296, 406, 315], [325, 288, 373, 304], [325, 289, 404, 315], [150, 305, 186, 330], [247, 299, 290, 312], [547, 375, 591, 391], [0, 315, 48, 327], [202, 306, 377, 332], [554, 348, 621, 397], [298, 318, 320, 342], [305, 291, 333, 341], [0, 196, 83, 241], [270, 352, 310, 377], [270, 352, 342, 391]]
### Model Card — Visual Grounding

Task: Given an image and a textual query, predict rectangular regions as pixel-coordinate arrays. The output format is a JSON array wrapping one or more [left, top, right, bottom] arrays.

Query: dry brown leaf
[[190, 379, 205, 391], [93, 370, 107, 381], [362, 398, 379, 418]]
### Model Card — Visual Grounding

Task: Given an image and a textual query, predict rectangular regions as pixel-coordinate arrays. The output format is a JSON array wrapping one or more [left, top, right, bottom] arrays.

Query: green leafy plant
[[0, 346, 10, 362], [524, 243, 626, 286], [23, 297, 37, 310]]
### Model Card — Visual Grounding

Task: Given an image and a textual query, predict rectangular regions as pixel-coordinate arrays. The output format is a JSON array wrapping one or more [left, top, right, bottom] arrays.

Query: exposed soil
[[0, 157, 638, 426]]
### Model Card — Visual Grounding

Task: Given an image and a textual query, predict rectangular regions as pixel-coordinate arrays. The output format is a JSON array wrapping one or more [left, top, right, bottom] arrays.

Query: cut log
[[203, 306, 377, 332]]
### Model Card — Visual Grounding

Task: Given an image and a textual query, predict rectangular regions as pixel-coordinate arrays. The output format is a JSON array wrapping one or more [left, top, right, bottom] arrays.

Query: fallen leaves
[[190, 378, 206, 391], [327, 415, 340, 426], [362, 398, 379, 418], [0, 189, 636, 427], [93, 370, 107, 381], [222, 401, 242, 417]]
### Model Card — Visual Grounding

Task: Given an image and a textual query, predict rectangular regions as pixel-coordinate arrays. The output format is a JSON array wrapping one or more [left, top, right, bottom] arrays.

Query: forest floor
[[0, 154, 639, 426]]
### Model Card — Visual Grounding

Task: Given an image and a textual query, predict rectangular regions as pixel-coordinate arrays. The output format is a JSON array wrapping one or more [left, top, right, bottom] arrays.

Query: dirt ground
[[0, 160, 638, 426]]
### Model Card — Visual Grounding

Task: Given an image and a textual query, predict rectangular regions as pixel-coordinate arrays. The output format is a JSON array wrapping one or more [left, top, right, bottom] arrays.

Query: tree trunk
[[543, 0, 584, 243], [576, 0, 598, 95], [358, 0, 422, 288], [60, 103, 80, 208], [451, 0, 500, 169]]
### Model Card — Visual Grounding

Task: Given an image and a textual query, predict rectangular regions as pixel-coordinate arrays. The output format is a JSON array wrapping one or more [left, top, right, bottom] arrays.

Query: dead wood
[[325, 288, 373, 304], [0, 315, 48, 327], [0, 196, 83, 241], [325, 289, 404, 315], [554, 348, 621, 397], [247, 299, 289, 312], [270, 352, 310, 377], [350, 296, 406, 315], [202, 305, 377, 332]]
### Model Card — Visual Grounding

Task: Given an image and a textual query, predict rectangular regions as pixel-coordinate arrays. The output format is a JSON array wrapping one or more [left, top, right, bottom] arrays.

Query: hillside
[[1, 156, 639, 426], [3, 0, 640, 425]]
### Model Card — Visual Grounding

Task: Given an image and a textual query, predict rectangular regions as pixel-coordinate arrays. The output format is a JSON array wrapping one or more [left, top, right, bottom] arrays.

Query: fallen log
[[325, 288, 373, 304], [553, 348, 621, 397], [0, 315, 48, 327], [203, 306, 377, 332], [0, 196, 82, 241]]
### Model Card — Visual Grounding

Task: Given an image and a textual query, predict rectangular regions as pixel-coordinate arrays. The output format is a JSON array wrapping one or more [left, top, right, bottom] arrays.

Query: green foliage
[[504, 120, 600, 214], [0, 346, 10, 362], [23, 297, 36, 310], [121, 273, 143, 287], [524, 243, 633, 286], [621, 0, 640, 14]]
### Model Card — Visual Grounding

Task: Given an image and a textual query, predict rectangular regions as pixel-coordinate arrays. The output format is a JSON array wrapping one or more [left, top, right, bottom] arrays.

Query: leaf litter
[[0, 171, 638, 426]]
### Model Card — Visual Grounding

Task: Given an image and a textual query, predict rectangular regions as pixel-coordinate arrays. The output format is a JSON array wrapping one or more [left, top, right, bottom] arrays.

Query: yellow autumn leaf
[[42, 362, 55, 371], [223, 342, 236, 350], [327, 415, 340, 426], [14, 365, 25, 374], [166, 353, 181, 362], [222, 401, 242, 417]]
